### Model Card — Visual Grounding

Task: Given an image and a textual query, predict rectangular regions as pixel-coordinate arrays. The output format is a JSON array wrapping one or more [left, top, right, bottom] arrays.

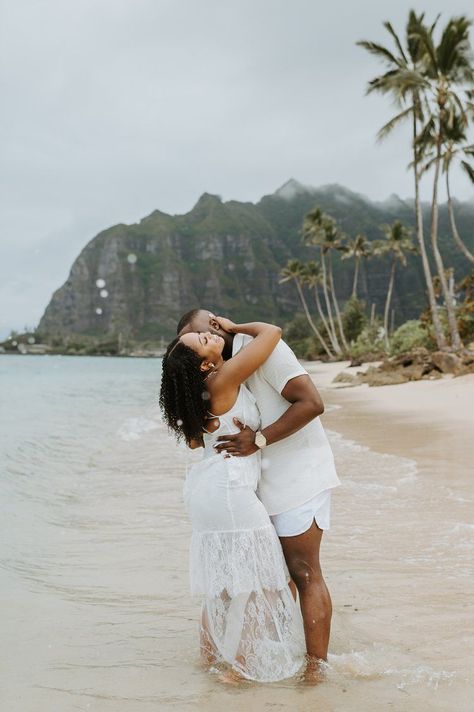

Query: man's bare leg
[[279, 521, 332, 667]]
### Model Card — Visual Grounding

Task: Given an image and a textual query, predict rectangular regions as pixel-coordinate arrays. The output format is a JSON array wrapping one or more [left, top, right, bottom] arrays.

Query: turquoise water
[[0, 355, 469, 711]]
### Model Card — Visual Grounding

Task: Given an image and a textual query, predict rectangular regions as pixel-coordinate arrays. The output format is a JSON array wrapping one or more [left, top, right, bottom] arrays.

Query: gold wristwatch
[[255, 431, 267, 449]]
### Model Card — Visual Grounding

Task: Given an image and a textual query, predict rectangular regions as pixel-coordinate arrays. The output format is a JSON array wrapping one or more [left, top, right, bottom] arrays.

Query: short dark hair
[[176, 308, 202, 334]]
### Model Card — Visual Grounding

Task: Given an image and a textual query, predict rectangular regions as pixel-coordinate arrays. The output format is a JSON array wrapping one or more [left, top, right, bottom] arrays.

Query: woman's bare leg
[[200, 604, 217, 667]]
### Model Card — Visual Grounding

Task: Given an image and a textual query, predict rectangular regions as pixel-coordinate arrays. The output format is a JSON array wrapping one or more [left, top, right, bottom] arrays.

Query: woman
[[159, 317, 305, 682]]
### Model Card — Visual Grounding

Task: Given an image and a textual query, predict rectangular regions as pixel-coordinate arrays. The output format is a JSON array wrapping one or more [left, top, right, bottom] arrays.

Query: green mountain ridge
[[38, 180, 474, 341]]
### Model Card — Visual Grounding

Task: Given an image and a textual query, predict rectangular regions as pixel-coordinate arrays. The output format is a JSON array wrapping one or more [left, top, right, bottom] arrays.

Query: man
[[177, 309, 340, 673]]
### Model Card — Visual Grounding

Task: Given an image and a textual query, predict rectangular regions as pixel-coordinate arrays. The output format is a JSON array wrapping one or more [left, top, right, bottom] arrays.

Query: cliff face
[[38, 181, 474, 340]]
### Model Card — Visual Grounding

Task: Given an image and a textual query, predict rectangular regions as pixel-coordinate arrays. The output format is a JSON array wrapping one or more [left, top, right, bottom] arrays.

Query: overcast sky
[[1, 0, 473, 338]]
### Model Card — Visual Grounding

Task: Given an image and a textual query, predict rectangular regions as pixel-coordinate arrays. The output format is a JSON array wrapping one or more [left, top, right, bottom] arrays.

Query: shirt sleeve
[[259, 339, 308, 394]]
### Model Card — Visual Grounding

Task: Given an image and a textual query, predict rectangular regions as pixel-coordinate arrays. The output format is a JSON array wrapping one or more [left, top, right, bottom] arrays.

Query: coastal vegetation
[[359, 9, 474, 352], [278, 9, 474, 381]]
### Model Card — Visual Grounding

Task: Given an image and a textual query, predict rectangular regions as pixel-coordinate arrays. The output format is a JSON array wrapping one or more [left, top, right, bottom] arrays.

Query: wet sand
[[306, 361, 474, 711], [308, 360, 473, 482]]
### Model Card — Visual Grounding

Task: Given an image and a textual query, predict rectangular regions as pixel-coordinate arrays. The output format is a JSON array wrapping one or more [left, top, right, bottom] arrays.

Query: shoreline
[[305, 360, 473, 710], [305, 360, 474, 484]]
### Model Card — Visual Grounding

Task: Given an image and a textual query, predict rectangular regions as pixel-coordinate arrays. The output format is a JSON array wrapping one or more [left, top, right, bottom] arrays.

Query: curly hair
[[159, 336, 210, 444]]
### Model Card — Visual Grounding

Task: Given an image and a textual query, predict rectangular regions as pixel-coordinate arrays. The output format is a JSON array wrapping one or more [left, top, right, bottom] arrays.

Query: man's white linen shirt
[[232, 334, 341, 516]]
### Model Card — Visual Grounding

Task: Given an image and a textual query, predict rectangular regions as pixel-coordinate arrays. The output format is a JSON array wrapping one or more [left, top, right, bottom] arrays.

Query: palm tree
[[279, 260, 334, 358], [303, 209, 350, 352], [374, 221, 418, 348], [302, 209, 341, 353], [441, 112, 474, 264], [300, 260, 340, 355], [413, 16, 474, 350], [341, 233, 373, 297], [358, 11, 448, 350]]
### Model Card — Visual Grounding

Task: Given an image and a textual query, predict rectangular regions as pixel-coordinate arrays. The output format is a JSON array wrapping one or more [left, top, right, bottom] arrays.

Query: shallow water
[[0, 355, 471, 711]]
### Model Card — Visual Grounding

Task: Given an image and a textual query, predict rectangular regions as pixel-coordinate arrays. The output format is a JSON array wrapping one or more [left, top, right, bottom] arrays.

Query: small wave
[[328, 647, 455, 689], [343, 480, 398, 494], [445, 522, 474, 553], [449, 522, 474, 533], [327, 429, 369, 453], [444, 489, 471, 503], [324, 403, 342, 413], [117, 417, 160, 441], [327, 428, 418, 485], [395, 665, 456, 691]]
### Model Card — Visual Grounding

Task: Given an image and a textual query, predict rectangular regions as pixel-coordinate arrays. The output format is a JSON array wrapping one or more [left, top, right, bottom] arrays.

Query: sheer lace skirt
[[200, 586, 304, 682], [184, 454, 305, 681]]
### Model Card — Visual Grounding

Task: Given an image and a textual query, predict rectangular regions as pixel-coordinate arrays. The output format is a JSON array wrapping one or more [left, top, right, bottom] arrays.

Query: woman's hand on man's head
[[212, 315, 237, 334]]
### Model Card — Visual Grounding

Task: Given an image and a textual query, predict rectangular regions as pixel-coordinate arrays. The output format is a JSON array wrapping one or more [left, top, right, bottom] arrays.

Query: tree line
[[281, 10, 474, 359]]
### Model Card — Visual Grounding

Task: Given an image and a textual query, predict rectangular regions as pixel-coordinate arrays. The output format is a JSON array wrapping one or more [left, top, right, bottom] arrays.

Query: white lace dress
[[183, 384, 305, 682]]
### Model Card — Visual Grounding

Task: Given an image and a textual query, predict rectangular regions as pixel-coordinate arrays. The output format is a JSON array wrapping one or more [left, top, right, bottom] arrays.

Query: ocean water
[[0, 355, 471, 711]]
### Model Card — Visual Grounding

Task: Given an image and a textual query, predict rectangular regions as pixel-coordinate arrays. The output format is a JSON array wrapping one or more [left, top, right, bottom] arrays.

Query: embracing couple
[[159, 310, 340, 683]]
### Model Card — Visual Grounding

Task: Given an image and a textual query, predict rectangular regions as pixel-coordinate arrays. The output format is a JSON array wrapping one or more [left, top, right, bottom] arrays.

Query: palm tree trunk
[[430, 131, 462, 350], [294, 279, 334, 358], [446, 169, 474, 264], [313, 286, 334, 350], [384, 260, 396, 350], [320, 249, 342, 354], [352, 257, 360, 297], [328, 252, 350, 352], [412, 106, 447, 350]]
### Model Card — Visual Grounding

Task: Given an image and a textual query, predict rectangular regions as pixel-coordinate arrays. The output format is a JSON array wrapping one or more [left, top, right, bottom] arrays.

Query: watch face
[[255, 432, 266, 448]]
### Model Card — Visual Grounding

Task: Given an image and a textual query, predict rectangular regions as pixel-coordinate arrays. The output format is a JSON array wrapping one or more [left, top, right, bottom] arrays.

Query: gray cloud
[[1, 0, 473, 336]]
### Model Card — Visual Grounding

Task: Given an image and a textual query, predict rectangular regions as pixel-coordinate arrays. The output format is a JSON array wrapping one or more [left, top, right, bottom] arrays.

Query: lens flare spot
[[177, 419, 183, 426], [27, 336, 35, 344], [127, 253, 137, 264], [96, 278, 106, 288], [96, 308, 103, 315], [100, 289, 108, 298]]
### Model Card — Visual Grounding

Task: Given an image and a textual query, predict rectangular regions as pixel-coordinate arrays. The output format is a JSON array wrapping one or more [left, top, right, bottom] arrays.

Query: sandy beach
[[308, 359, 474, 482]]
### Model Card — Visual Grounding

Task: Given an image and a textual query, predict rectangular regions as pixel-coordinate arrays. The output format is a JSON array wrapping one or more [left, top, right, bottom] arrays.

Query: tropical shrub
[[342, 297, 367, 343], [350, 321, 385, 360], [389, 320, 435, 355], [456, 271, 474, 344], [283, 314, 314, 359]]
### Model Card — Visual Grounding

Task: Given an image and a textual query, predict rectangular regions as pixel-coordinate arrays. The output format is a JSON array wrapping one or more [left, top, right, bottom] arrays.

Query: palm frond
[[437, 16, 473, 77], [437, 18, 465, 73], [409, 20, 438, 75], [376, 105, 413, 141], [357, 40, 402, 67], [406, 11, 432, 64], [428, 13, 441, 37], [461, 160, 474, 184], [383, 21, 408, 63]]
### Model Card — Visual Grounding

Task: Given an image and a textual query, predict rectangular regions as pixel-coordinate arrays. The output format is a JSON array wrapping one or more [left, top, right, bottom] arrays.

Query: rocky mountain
[[38, 180, 474, 341]]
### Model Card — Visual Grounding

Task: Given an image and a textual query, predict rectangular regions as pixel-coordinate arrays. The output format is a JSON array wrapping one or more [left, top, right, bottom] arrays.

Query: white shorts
[[270, 489, 332, 537]]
